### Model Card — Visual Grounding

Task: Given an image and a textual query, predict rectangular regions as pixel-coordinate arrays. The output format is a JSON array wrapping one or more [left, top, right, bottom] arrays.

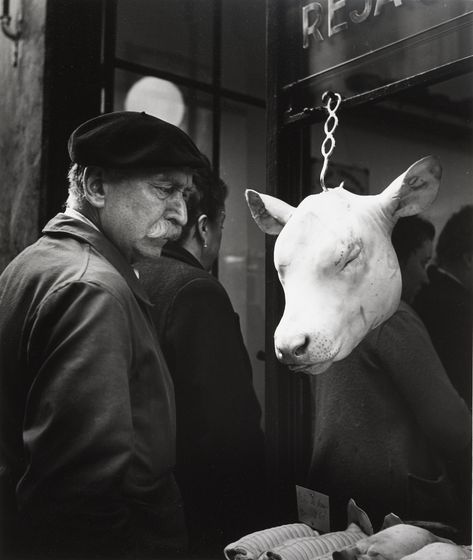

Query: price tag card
[[296, 485, 330, 533]]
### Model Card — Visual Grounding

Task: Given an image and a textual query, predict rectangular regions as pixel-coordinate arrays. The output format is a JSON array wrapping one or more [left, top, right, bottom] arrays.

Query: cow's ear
[[380, 513, 404, 530], [245, 189, 295, 235], [380, 155, 441, 220]]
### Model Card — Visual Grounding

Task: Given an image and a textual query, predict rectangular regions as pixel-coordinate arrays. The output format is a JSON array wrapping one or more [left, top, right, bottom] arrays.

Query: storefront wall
[[0, 0, 103, 273], [0, 0, 46, 271]]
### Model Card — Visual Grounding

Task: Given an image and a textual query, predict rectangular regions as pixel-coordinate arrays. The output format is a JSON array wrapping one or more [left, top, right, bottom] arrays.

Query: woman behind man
[[306, 215, 471, 542], [137, 164, 266, 555]]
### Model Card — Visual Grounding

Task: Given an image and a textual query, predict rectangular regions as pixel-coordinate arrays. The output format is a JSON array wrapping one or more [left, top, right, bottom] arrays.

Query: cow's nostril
[[293, 336, 309, 358], [275, 333, 310, 362]]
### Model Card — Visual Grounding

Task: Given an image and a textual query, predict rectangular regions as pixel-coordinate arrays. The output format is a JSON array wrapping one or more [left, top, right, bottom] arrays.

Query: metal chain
[[320, 91, 342, 192]]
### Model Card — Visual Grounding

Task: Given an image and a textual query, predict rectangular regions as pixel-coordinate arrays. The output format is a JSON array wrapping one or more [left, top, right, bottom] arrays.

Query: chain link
[[320, 91, 342, 192]]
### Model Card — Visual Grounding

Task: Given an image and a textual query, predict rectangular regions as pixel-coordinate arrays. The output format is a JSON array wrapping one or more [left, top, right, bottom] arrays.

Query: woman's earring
[[203, 242, 208, 248]]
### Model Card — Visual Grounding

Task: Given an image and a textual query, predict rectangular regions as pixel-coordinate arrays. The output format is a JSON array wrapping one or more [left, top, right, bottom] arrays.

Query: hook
[[319, 91, 342, 192], [321, 91, 341, 107]]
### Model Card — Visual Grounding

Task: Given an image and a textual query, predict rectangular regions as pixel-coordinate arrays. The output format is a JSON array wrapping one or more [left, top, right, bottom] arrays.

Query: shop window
[[220, 99, 267, 413], [221, 0, 266, 98], [115, 0, 213, 84], [107, 0, 267, 421]]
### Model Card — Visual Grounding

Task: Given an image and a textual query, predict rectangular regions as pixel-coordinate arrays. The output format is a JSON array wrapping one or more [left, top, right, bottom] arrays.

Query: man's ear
[[197, 214, 208, 244], [83, 166, 106, 208], [245, 189, 294, 235]]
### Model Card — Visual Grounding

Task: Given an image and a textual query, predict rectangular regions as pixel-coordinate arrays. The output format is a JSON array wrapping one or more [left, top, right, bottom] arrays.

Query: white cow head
[[246, 156, 441, 375]]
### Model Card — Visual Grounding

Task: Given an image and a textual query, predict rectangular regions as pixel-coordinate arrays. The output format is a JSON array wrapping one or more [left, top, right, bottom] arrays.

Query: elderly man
[[0, 111, 206, 559]]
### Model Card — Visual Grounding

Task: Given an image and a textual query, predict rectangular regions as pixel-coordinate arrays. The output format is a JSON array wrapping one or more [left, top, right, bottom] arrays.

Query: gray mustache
[[147, 219, 182, 240]]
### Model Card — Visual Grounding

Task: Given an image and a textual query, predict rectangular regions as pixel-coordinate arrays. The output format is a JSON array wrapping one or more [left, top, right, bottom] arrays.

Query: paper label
[[296, 485, 330, 533]]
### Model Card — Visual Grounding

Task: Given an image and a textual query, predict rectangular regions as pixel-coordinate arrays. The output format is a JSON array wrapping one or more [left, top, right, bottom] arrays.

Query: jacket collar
[[42, 213, 152, 306], [433, 265, 466, 291], [162, 241, 205, 270]]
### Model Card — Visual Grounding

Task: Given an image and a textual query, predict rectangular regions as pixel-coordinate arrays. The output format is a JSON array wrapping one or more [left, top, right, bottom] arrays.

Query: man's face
[[100, 168, 191, 263], [401, 239, 433, 304]]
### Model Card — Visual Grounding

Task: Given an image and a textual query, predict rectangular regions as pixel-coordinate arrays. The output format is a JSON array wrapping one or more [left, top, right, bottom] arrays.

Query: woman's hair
[[436, 205, 473, 267], [180, 161, 228, 240], [391, 215, 435, 265]]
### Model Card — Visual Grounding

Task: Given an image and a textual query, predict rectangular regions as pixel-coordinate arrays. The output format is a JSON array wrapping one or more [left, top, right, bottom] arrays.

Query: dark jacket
[[413, 265, 472, 409], [307, 303, 471, 535], [0, 214, 186, 559], [137, 243, 266, 553]]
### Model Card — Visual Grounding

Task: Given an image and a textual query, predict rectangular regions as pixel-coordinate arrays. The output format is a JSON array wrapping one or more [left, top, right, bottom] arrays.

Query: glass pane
[[221, 0, 266, 99], [116, 0, 213, 84], [295, 71, 473, 481], [219, 100, 267, 423], [113, 69, 213, 161], [280, 1, 473, 110], [301, 71, 473, 512], [308, 72, 473, 233]]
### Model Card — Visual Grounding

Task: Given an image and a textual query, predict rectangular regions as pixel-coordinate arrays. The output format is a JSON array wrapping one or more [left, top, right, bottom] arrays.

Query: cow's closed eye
[[341, 246, 362, 270]]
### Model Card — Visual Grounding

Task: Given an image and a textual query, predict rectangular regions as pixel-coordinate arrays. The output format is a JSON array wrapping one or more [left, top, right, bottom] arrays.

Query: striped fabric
[[224, 524, 318, 560], [263, 525, 366, 560]]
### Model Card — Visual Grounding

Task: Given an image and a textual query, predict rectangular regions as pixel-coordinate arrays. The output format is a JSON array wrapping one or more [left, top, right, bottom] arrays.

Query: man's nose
[[166, 192, 187, 226]]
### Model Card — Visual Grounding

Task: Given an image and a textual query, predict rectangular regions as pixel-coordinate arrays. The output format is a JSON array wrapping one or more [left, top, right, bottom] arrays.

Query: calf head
[[246, 156, 441, 375]]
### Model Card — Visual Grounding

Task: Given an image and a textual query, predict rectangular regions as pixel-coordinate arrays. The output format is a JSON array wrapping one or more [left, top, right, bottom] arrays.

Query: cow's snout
[[275, 332, 310, 363]]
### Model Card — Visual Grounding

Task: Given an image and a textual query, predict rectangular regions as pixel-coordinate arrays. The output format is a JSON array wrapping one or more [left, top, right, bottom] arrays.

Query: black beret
[[68, 111, 206, 169]]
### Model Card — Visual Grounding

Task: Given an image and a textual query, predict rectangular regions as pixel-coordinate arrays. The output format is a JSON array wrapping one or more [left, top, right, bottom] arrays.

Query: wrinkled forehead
[[274, 192, 360, 265]]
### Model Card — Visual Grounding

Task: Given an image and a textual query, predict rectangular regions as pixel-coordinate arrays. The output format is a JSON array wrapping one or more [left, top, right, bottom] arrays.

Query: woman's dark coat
[[137, 243, 266, 553], [0, 214, 185, 558]]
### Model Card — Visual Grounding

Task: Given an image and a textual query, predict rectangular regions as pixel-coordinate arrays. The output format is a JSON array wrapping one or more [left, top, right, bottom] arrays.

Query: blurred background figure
[[391, 215, 435, 305], [137, 164, 266, 556], [306, 216, 471, 541], [414, 205, 473, 410]]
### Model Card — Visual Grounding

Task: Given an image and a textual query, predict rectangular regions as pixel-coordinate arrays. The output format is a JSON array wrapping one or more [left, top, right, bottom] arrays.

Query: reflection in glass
[[308, 73, 473, 235], [282, 1, 473, 112], [124, 76, 185, 127], [116, 0, 213, 84], [220, 100, 266, 421], [114, 69, 213, 161], [221, 0, 266, 99]]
